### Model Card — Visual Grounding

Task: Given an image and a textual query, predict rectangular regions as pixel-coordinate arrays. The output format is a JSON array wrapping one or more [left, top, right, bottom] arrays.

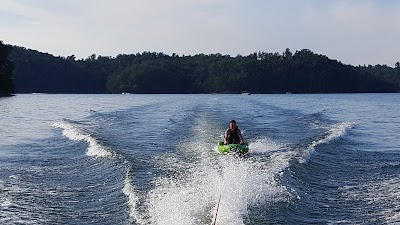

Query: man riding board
[[224, 120, 244, 145]]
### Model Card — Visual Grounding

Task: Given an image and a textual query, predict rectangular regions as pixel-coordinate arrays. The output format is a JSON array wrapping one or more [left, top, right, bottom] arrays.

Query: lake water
[[1, 94, 400, 224]]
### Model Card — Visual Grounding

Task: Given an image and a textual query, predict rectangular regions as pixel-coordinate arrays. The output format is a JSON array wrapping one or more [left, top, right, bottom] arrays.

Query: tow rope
[[211, 193, 221, 225]]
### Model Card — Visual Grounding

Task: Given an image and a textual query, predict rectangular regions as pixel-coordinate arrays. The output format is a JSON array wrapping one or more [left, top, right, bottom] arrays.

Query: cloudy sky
[[1, 0, 399, 66]]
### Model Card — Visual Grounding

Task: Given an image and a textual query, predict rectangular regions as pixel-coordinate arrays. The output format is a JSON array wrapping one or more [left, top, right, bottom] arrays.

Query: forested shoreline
[[0, 41, 14, 96], [3, 44, 400, 94]]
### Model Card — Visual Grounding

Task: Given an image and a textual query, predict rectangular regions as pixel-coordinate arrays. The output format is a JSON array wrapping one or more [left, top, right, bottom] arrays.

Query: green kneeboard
[[217, 141, 249, 154]]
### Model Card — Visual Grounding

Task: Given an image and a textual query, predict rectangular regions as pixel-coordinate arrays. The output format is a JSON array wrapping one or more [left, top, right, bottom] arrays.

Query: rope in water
[[211, 193, 222, 225]]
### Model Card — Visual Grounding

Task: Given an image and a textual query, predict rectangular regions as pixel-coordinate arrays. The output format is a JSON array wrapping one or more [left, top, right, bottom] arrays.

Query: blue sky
[[1, 0, 399, 66]]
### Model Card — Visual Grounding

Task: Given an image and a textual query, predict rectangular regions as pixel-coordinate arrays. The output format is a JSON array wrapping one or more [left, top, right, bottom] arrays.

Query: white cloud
[[295, 0, 400, 65], [1, 0, 399, 65]]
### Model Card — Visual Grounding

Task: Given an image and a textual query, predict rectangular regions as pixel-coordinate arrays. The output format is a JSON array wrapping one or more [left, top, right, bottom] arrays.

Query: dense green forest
[[0, 41, 14, 96], [8, 45, 400, 94]]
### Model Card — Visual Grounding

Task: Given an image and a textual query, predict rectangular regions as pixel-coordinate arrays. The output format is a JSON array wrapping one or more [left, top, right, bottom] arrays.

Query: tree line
[[4, 44, 400, 94], [0, 41, 14, 96]]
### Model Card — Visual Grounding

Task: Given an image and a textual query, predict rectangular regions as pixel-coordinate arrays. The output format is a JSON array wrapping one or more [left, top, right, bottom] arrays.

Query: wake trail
[[52, 120, 114, 158], [145, 116, 292, 225], [53, 120, 143, 224], [299, 121, 355, 163]]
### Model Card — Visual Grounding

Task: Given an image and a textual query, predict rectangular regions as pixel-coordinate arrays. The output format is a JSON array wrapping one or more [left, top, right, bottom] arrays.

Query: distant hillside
[[0, 41, 14, 95], [10, 47, 108, 93], [9, 46, 400, 94]]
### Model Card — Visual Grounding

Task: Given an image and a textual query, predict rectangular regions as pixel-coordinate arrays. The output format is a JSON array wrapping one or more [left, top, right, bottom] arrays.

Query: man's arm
[[238, 129, 244, 144], [223, 129, 229, 144]]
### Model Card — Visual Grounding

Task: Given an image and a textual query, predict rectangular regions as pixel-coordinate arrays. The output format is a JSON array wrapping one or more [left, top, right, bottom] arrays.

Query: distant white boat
[[241, 91, 251, 95], [121, 92, 131, 94]]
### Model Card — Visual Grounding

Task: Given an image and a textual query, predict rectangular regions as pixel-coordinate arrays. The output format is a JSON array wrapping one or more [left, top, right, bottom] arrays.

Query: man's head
[[229, 120, 237, 129]]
